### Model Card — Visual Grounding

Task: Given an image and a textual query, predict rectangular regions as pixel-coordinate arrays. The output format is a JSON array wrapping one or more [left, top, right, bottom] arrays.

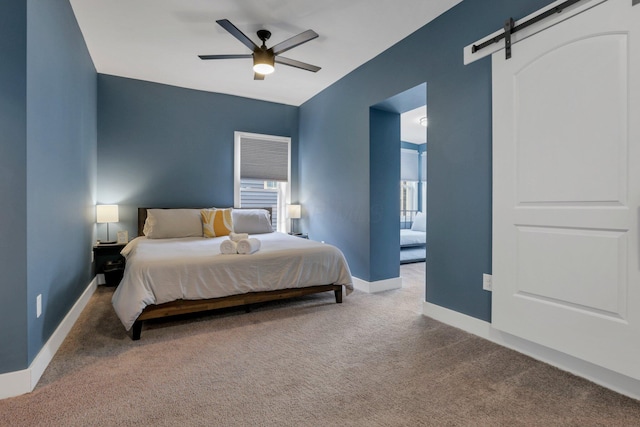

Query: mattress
[[400, 229, 426, 247], [400, 246, 426, 264], [112, 232, 353, 330]]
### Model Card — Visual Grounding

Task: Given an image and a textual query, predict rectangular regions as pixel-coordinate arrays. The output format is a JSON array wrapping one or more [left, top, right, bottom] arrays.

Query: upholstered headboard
[[137, 207, 273, 237]]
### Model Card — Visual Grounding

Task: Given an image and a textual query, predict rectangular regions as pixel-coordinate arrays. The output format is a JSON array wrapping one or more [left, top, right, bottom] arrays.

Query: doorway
[[369, 83, 427, 303], [400, 105, 427, 265]]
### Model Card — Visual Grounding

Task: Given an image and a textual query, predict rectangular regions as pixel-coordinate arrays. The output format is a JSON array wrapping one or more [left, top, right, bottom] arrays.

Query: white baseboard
[[423, 301, 640, 400], [353, 276, 402, 293], [0, 277, 97, 400]]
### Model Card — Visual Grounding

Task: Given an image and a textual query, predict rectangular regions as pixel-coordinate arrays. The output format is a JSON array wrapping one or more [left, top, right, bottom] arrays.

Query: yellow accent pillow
[[201, 208, 234, 238]]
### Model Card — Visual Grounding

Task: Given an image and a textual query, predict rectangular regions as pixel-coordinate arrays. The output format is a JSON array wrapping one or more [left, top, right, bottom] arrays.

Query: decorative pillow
[[232, 209, 273, 234], [411, 211, 426, 232], [201, 208, 234, 238], [144, 209, 203, 239]]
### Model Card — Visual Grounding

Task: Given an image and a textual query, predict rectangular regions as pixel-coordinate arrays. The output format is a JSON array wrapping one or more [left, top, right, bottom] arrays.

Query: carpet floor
[[2, 263, 640, 426]]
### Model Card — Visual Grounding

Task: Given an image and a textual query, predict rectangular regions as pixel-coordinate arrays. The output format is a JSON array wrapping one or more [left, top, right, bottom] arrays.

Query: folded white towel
[[237, 238, 261, 255], [229, 232, 249, 242], [220, 239, 238, 254]]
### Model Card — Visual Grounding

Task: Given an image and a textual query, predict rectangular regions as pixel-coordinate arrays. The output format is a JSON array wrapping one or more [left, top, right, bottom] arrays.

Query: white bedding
[[112, 232, 353, 330], [400, 229, 426, 247]]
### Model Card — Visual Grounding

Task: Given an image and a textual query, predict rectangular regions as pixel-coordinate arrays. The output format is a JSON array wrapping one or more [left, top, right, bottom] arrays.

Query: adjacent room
[[400, 105, 427, 265], [1, 0, 639, 424]]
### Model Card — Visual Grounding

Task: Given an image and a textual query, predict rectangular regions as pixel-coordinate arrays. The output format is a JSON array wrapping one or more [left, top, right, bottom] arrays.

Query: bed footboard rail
[[130, 284, 343, 340]]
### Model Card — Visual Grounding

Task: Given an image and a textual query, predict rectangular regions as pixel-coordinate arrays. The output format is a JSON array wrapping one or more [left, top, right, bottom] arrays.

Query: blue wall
[[299, 0, 554, 320], [25, 0, 97, 363], [97, 75, 299, 236], [370, 108, 400, 280], [0, 0, 28, 374], [0, 0, 96, 374]]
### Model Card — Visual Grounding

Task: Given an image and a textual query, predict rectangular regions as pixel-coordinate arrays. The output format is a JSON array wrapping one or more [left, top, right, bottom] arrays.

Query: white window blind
[[420, 151, 426, 181], [240, 137, 289, 182], [401, 148, 419, 181]]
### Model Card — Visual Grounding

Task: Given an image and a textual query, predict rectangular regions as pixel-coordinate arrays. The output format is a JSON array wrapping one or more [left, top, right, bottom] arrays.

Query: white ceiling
[[69, 0, 462, 106], [401, 106, 427, 145]]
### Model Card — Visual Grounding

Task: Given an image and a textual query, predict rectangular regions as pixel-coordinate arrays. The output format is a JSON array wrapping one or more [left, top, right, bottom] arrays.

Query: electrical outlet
[[36, 294, 42, 318], [482, 274, 493, 291]]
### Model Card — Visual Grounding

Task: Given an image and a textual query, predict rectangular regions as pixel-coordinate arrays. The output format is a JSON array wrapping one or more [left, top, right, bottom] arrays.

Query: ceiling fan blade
[[275, 56, 321, 72], [254, 73, 265, 81], [198, 54, 252, 60], [216, 19, 259, 51], [271, 30, 319, 55]]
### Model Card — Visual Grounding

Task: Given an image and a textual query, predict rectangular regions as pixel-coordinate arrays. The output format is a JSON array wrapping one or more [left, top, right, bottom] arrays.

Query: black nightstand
[[289, 232, 309, 239], [93, 243, 126, 286]]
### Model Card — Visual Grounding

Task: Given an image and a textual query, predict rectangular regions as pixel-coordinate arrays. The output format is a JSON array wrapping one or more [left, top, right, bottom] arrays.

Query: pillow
[[232, 209, 273, 234], [144, 209, 203, 239], [201, 208, 234, 238], [411, 211, 426, 232]]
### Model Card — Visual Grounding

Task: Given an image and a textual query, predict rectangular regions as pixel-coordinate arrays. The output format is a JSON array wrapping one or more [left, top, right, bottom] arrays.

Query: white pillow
[[411, 211, 426, 232], [232, 209, 273, 234], [143, 209, 203, 239]]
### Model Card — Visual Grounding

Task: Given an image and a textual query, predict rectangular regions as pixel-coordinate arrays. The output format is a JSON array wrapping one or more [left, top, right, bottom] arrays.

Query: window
[[400, 181, 418, 229], [420, 151, 427, 212], [400, 147, 420, 223], [400, 181, 418, 212], [234, 132, 291, 232], [401, 148, 419, 181], [237, 179, 280, 230]]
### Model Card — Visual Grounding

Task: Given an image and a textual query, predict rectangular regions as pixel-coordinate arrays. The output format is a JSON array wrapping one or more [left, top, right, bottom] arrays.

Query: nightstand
[[93, 243, 126, 286], [289, 232, 309, 239]]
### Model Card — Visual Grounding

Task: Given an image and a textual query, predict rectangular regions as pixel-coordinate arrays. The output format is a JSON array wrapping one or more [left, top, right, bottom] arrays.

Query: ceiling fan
[[198, 19, 321, 80]]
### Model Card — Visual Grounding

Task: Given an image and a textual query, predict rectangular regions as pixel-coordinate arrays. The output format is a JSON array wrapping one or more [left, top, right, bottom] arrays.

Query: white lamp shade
[[96, 205, 119, 223], [287, 204, 301, 219]]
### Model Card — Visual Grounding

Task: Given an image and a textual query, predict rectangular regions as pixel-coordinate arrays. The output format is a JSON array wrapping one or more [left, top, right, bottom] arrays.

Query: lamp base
[[98, 240, 117, 245]]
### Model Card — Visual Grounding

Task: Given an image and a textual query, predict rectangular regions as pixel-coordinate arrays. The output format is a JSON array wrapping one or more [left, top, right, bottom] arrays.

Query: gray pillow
[[411, 211, 426, 232], [232, 209, 273, 234], [143, 209, 203, 238]]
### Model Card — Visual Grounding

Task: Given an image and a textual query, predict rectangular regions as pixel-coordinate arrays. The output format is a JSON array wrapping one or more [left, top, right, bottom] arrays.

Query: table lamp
[[96, 204, 119, 244], [287, 204, 301, 234]]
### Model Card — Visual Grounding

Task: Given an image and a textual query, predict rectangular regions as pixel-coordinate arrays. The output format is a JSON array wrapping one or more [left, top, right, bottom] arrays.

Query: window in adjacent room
[[400, 148, 420, 227], [401, 181, 418, 212], [234, 132, 291, 232], [420, 150, 427, 213]]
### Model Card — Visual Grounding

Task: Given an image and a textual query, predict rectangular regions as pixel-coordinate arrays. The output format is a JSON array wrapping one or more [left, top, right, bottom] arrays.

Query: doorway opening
[[369, 82, 426, 306]]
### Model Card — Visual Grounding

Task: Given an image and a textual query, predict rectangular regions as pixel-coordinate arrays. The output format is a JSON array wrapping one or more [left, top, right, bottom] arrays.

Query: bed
[[111, 207, 353, 339], [400, 211, 426, 264]]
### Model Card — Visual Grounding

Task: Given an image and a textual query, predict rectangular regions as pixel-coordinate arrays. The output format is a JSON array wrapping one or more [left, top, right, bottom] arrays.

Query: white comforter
[[112, 232, 353, 330]]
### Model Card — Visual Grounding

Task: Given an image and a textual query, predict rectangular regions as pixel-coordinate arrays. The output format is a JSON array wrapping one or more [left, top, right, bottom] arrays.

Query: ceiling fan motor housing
[[257, 29, 271, 44]]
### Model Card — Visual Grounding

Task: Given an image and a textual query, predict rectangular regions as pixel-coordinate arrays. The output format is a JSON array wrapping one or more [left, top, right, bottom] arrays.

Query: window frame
[[234, 131, 291, 232]]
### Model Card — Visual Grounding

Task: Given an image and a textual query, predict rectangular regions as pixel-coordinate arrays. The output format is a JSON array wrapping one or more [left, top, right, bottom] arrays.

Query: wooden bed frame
[[129, 208, 342, 340]]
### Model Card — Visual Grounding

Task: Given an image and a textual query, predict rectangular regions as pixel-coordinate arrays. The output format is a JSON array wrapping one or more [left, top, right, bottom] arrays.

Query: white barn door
[[492, 0, 640, 379]]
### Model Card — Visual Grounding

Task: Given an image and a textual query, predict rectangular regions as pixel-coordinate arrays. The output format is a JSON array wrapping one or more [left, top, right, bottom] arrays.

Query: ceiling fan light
[[253, 63, 275, 75], [253, 50, 275, 75], [420, 116, 428, 127]]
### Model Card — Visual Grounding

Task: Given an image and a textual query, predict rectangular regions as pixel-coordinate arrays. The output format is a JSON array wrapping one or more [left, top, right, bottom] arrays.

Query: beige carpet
[[2, 263, 640, 426]]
